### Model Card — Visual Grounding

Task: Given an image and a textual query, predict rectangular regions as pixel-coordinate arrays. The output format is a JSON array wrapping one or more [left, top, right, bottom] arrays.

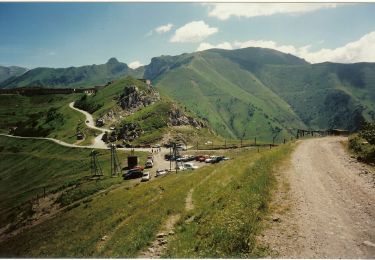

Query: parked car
[[123, 168, 143, 180], [131, 165, 144, 171], [183, 162, 198, 170], [116, 144, 125, 148], [145, 159, 153, 168], [109, 126, 116, 130], [147, 155, 154, 162], [155, 169, 167, 177], [210, 156, 224, 164], [205, 156, 217, 163], [176, 165, 186, 171], [197, 155, 209, 162], [141, 172, 150, 182]]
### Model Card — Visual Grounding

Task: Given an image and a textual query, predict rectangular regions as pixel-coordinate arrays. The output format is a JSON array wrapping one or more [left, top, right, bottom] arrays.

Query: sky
[[1, 2, 375, 69]]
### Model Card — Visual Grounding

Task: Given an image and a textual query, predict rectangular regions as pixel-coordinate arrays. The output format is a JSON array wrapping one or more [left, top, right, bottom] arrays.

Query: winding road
[[1, 102, 152, 151], [262, 137, 375, 258]]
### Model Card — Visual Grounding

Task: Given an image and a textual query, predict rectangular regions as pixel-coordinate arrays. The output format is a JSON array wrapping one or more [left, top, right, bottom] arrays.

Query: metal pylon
[[110, 144, 121, 177], [90, 150, 103, 177]]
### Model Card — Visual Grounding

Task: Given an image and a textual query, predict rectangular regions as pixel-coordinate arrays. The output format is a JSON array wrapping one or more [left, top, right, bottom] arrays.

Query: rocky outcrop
[[118, 85, 160, 111], [168, 104, 206, 129], [117, 122, 143, 142], [101, 84, 160, 125]]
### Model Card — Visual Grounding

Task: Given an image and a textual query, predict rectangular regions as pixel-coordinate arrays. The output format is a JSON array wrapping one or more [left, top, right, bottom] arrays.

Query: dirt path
[[261, 137, 375, 258]]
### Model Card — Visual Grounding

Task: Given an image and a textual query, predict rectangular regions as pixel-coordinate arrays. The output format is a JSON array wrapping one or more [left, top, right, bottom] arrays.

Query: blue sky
[[1, 3, 375, 68]]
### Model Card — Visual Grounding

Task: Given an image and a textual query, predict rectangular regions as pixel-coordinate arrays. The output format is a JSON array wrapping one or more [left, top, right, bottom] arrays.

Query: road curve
[[69, 102, 110, 148], [263, 137, 375, 258]]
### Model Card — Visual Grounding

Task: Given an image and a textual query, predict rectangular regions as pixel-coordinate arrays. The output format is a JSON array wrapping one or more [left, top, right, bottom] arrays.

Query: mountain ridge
[[1, 47, 374, 140]]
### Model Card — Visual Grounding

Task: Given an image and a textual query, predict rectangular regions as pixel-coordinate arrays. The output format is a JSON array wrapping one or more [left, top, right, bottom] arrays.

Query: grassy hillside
[[0, 136, 147, 231], [253, 63, 375, 131], [0, 66, 27, 83], [0, 142, 292, 257], [74, 76, 149, 118], [153, 50, 306, 141], [0, 58, 143, 89], [146, 48, 375, 139], [74, 76, 215, 145], [0, 94, 98, 144]]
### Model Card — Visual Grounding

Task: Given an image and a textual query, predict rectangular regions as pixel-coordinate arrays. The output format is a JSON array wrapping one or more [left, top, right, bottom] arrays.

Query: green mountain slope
[[0, 66, 27, 83], [150, 49, 307, 140], [0, 58, 142, 89], [253, 62, 375, 131], [74, 76, 210, 145], [146, 48, 375, 139]]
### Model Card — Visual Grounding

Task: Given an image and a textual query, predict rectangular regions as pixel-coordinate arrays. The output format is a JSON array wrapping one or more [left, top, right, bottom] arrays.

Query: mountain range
[[0, 66, 27, 83], [1, 47, 374, 140], [0, 58, 143, 88]]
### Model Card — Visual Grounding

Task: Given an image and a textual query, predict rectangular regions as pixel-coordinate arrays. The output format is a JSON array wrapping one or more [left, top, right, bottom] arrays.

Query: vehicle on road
[[196, 155, 209, 162], [155, 169, 167, 177], [176, 165, 186, 171], [210, 156, 225, 164], [183, 162, 198, 170], [141, 172, 150, 182], [123, 168, 143, 180], [131, 165, 144, 171], [205, 156, 217, 163], [145, 159, 153, 168]]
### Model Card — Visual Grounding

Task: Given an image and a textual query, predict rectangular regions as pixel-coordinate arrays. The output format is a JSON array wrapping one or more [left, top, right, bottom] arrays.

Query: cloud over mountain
[[206, 3, 338, 20], [170, 21, 218, 43]]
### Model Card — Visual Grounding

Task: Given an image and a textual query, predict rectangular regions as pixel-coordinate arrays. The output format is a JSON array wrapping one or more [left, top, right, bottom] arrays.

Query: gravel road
[[261, 136, 375, 258]]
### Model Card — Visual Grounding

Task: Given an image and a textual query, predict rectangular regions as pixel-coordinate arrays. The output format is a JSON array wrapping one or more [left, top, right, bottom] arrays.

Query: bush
[[348, 134, 375, 164], [359, 122, 375, 145]]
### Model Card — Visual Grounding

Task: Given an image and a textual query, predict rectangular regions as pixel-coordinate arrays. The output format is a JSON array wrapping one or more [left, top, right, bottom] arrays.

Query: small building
[[327, 129, 349, 136]]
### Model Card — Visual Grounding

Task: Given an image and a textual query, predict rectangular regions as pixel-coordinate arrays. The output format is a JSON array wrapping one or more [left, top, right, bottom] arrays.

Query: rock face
[[168, 104, 206, 128], [118, 85, 160, 111], [117, 122, 143, 142]]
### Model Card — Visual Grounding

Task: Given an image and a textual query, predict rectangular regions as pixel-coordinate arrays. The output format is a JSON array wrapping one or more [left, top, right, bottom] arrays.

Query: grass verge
[[164, 143, 293, 258]]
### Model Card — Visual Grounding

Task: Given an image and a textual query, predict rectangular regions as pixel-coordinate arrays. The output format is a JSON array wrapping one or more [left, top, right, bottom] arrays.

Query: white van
[[183, 162, 198, 170]]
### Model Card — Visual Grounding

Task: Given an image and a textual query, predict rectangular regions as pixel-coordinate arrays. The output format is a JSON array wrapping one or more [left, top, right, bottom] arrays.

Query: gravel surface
[[260, 136, 375, 258]]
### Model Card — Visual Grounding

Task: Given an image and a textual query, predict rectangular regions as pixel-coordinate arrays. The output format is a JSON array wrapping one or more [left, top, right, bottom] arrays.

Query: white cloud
[[197, 42, 233, 51], [233, 40, 298, 55], [219, 31, 375, 64], [128, 60, 144, 69], [155, 23, 173, 34], [299, 31, 375, 63], [170, 21, 218, 43], [206, 3, 338, 20]]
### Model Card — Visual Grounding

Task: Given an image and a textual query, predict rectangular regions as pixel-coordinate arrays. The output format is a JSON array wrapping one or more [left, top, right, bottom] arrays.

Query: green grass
[[0, 58, 143, 89], [155, 52, 306, 141], [347, 135, 375, 164], [0, 142, 292, 258], [0, 94, 98, 144], [74, 76, 148, 118], [0, 136, 146, 230], [164, 144, 293, 258]]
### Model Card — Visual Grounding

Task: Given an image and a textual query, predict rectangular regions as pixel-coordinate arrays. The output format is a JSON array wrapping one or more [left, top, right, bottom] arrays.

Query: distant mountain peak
[[107, 57, 120, 64]]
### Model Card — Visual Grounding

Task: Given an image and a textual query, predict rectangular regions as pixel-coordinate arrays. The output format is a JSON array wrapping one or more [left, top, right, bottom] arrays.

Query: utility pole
[[169, 141, 172, 171], [90, 150, 103, 177], [110, 144, 121, 177]]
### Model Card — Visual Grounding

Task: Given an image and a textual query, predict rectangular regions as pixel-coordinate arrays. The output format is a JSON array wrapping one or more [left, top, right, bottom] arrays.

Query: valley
[[0, 47, 374, 258]]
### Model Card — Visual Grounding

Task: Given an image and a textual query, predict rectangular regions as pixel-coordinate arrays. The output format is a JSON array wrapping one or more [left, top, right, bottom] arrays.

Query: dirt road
[[262, 137, 375, 258]]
